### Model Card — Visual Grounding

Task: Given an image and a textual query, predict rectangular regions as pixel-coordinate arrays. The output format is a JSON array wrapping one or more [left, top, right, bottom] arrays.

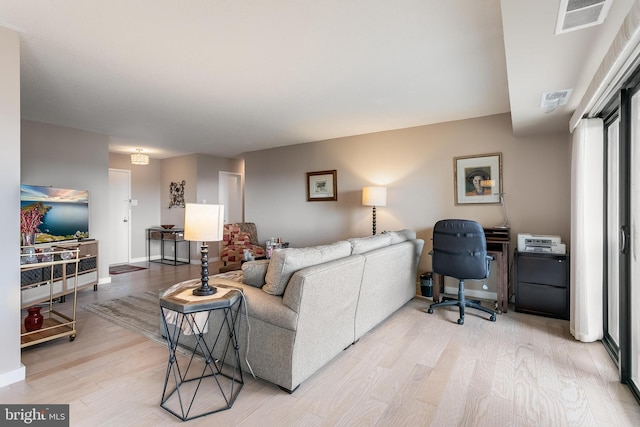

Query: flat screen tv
[[20, 185, 90, 244]]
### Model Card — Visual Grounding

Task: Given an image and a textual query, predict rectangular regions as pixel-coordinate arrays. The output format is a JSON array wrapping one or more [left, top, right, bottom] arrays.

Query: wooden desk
[[432, 228, 511, 313]]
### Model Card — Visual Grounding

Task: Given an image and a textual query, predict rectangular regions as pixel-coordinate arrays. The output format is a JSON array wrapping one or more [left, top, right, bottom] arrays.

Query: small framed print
[[306, 170, 337, 202], [454, 153, 502, 205]]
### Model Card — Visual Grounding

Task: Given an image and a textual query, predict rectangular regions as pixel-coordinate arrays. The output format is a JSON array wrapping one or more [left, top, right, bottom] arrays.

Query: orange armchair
[[220, 223, 265, 265]]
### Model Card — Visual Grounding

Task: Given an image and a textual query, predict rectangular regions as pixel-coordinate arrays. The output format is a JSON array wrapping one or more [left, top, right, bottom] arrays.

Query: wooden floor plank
[[1, 261, 638, 426]]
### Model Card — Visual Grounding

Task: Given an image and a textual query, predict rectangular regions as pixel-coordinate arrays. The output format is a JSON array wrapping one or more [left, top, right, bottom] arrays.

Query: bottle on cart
[[266, 239, 273, 258]]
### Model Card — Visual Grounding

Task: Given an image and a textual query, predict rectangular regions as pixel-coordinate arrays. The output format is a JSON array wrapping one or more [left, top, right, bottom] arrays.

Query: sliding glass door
[[597, 60, 640, 404], [630, 91, 640, 395], [601, 83, 639, 401], [603, 115, 620, 360]]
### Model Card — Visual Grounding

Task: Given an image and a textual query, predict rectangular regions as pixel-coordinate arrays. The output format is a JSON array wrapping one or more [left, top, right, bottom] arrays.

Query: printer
[[517, 233, 566, 254]]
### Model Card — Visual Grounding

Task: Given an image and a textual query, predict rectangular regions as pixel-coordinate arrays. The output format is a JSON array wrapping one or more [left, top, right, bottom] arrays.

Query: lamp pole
[[496, 192, 510, 229]]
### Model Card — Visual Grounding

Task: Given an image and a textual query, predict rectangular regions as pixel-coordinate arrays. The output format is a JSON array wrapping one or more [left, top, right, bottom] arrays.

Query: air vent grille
[[541, 89, 573, 113], [556, 0, 612, 34]]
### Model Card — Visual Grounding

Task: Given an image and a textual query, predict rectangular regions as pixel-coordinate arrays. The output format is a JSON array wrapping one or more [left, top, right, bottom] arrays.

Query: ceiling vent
[[541, 89, 573, 113], [555, 0, 613, 34]]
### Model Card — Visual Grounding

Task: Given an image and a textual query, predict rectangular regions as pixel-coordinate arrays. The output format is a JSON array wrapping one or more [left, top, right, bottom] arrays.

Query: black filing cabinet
[[515, 252, 570, 319]]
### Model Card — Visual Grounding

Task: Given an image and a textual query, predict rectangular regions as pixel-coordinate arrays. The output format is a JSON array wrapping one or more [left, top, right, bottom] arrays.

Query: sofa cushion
[[383, 229, 417, 244], [263, 241, 352, 296], [348, 234, 392, 255], [241, 259, 270, 288]]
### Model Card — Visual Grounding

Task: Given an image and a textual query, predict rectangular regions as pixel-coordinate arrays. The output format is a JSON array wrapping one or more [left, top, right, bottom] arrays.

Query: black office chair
[[427, 219, 497, 325]]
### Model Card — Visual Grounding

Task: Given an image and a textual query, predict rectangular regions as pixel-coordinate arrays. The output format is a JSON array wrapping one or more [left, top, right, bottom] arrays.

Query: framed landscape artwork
[[306, 170, 337, 201], [454, 153, 502, 205]]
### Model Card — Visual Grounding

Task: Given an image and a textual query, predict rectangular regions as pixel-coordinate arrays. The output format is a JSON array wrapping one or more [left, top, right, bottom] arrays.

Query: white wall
[[244, 113, 572, 292], [196, 154, 243, 206], [0, 26, 24, 387], [21, 120, 111, 286]]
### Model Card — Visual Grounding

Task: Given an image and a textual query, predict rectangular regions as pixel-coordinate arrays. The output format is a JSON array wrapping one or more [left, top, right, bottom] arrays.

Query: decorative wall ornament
[[169, 180, 186, 208]]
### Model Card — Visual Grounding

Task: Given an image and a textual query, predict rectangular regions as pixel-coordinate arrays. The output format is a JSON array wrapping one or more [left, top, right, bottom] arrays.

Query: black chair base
[[441, 295, 482, 305], [427, 280, 497, 325]]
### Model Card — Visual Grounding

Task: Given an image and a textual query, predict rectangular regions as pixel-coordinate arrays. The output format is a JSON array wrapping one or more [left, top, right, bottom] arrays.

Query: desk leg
[[491, 253, 501, 314], [500, 252, 508, 313], [432, 273, 443, 303]]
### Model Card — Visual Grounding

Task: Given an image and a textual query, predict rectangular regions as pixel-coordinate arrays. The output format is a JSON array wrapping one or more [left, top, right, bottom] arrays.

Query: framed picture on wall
[[454, 153, 502, 205], [306, 170, 337, 201]]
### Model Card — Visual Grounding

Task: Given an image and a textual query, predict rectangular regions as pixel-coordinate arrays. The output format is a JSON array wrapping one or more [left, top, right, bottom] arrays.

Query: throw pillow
[[348, 234, 392, 254], [383, 229, 417, 244], [263, 240, 352, 296], [241, 259, 270, 288]]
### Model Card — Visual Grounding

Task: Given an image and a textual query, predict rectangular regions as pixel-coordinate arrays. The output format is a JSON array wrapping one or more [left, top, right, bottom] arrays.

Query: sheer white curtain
[[570, 118, 604, 342]]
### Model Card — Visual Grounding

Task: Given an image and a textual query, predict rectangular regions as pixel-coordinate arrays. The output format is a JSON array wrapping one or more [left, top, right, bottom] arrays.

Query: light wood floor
[[3, 261, 640, 426]]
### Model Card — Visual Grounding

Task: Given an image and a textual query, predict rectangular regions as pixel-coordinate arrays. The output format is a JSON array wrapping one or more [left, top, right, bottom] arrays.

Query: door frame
[[108, 168, 132, 266], [218, 171, 244, 224], [601, 103, 620, 364]]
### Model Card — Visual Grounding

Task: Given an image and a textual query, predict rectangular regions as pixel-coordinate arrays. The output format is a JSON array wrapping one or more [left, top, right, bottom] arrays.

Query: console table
[[147, 227, 190, 265], [160, 283, 243, 421], [432, 228, 511, 313]]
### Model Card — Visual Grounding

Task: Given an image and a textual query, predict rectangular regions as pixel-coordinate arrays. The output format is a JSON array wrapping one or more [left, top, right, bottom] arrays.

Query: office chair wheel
[[427, 308, 433, 314], [490, 314, 496, 322], [457, 318, 464, 325]]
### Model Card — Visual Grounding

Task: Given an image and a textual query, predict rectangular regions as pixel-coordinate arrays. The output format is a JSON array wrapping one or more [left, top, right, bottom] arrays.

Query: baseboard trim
[[99, 277, 112, 285], [443, 286, 497, 301], [0, 364, 25, 388]]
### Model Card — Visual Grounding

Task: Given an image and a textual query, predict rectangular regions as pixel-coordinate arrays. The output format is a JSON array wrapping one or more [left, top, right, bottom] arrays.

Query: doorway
[[219, 172, 243, 224], [108, 168, 131, 266]]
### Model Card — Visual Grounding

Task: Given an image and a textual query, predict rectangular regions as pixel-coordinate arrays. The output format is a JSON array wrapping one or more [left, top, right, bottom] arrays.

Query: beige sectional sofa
[[163, 230, 424, 393]]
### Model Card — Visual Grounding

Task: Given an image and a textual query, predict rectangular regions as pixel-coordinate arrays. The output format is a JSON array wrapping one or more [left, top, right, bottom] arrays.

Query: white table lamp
[[184, 203, 225, 296]]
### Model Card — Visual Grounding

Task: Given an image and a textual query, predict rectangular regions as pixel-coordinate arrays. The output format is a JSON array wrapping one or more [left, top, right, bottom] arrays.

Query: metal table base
[[160, 288, 243, 421]]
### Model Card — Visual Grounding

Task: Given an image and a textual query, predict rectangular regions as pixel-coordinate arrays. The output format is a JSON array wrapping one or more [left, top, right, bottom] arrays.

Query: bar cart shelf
[[20, 247, 80, 348]]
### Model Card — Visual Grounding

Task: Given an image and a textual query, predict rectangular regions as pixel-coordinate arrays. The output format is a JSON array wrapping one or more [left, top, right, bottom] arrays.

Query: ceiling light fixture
[[131, 148, 149, 165]]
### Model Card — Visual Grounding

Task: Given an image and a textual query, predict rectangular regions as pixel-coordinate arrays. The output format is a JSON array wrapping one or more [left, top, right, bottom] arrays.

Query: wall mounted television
[[20, 184, 90, 244]]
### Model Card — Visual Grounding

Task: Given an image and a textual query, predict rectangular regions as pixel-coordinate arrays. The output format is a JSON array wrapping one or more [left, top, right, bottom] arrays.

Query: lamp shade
[[362, 186, 387, 207], [184, 203, 225, 242]]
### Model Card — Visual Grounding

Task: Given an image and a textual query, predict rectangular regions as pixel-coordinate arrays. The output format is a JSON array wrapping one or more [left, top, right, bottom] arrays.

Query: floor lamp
[[362, 186, 387, 235], [184, 203, 225, 296]]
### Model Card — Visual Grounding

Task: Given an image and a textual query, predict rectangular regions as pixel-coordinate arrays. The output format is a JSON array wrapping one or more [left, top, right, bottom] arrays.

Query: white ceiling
[[0, 0, 635, 159]]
